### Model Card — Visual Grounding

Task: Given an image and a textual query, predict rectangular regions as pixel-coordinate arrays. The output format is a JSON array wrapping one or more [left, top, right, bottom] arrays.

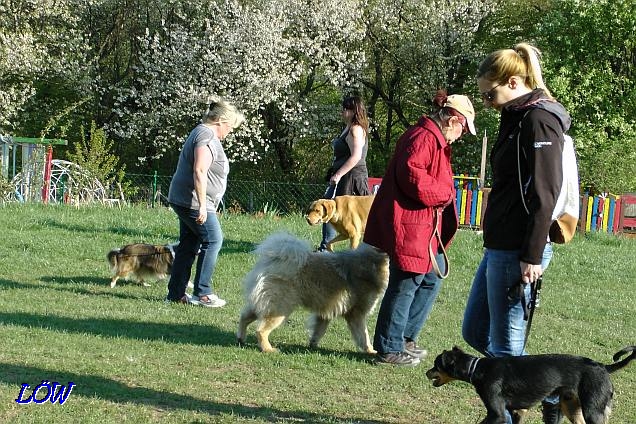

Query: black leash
[[524, 277, 542, 348], [508, 276, 542, 349]]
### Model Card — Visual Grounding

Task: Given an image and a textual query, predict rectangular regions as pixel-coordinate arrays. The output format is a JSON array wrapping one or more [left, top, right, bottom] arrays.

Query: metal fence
[[125, 172, 325, 215]]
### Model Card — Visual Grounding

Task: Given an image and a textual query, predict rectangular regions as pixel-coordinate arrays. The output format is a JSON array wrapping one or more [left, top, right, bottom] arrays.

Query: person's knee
[[461, 325, 475, 349], [461, 322, 484, 353]]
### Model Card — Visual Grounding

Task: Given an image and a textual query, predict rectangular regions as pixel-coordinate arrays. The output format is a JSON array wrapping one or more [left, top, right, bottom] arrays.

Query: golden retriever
[[107, 243, 176, 288], [304, 195, 375, 251], [236, 232, 389, 353]]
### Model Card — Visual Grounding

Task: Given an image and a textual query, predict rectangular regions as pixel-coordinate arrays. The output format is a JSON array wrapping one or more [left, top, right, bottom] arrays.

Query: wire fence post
[[152, 170, 157, 208]]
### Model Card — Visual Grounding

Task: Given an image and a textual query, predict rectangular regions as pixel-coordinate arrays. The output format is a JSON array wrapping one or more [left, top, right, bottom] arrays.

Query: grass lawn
[[0, 203, 634, 423]]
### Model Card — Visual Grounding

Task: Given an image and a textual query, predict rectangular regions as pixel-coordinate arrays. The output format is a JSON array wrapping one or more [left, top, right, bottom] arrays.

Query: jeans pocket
[[506, 282, 524, 303]]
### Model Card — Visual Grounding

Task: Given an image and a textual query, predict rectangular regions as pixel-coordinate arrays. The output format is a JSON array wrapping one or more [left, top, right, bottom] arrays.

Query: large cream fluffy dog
[[305, 195, 375, 251], [237, 232, 389, 353]]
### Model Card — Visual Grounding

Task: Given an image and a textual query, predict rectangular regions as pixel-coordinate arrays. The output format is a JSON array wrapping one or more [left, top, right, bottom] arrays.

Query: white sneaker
[[190, 294, 226, 308]]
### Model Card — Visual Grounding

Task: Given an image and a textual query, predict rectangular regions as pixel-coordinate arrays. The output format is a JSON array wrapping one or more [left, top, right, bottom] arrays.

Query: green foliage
[[3, 0, 635, 191], [67, 121, 127, 197], [0, 174, 13, 201], [534, 0, 636, 192]]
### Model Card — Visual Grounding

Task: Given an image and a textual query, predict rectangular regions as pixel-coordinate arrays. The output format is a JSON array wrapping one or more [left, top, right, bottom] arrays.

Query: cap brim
[[467, 120, 476, 136]]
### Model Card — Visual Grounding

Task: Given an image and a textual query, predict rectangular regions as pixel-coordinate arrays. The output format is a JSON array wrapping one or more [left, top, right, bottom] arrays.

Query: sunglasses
[[458, 117, 468, 135], [481, 83, 503, 102]]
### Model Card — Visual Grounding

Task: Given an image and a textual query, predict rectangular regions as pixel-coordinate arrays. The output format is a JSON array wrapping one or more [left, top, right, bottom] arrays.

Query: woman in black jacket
[[462, 43, 571, 424]]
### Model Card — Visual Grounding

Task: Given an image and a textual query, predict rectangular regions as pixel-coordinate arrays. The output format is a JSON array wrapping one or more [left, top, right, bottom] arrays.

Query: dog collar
[[467, 357, 480, 384]]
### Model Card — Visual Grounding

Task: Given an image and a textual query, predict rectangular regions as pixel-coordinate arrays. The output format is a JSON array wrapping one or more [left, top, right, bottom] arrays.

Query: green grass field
[[1, 204, 634, 423]]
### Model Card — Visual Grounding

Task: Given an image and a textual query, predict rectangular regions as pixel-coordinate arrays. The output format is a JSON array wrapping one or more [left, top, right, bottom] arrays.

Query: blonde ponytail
[[478, 42, 553, 99], [514, 43, 553, 99]]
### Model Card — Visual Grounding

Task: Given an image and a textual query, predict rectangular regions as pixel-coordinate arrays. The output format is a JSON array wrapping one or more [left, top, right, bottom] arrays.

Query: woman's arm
[[520, 109, 563, 265], [193, 145, 213, 224], [330, 124, 365, 185]]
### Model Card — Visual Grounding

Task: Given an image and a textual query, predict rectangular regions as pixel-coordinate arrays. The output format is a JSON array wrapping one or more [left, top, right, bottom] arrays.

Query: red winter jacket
[[363, 116, 458, 274]]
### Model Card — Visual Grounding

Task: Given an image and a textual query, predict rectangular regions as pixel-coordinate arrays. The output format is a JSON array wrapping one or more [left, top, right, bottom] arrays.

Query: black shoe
[[541, 401, 564, 424], [404, 340, 428, 359], [164, 294, 191, 305], [375, 352, 420, 367]]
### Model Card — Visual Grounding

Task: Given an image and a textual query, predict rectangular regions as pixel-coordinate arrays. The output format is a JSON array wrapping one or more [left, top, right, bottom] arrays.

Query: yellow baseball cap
[[443, 94, 476, 135]]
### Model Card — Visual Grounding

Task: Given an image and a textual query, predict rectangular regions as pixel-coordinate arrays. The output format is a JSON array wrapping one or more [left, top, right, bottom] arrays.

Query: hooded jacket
[[363, 116, 458, 274], [483, 89, 571, 264]]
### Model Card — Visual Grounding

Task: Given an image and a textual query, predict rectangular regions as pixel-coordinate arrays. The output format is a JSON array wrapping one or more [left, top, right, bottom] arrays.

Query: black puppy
[[425, 345, 635, 424]]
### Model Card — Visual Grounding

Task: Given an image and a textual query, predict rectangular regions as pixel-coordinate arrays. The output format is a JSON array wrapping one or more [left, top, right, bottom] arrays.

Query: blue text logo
[[15, 380, 76, 405]]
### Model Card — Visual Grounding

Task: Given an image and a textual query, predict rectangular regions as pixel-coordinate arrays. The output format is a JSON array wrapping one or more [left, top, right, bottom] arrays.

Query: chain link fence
[[124, 173, 326, 215]]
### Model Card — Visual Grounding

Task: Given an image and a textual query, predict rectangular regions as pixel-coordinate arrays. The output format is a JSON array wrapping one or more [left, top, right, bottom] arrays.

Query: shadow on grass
[[1, 363, 388, 423], [222, 238, 257, 254], [0, 311, 237, 347], [1, 277, 157, 301], [0, 308, 376, 364], [40, 218, 171, 240], [235, 341, 376, 365]]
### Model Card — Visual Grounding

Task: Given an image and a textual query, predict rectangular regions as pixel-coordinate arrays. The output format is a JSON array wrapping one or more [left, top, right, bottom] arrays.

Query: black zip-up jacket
[[483, 89, 571, 264]]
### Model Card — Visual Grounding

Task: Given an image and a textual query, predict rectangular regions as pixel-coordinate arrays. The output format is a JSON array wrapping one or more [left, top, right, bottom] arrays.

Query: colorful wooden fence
[[453, 175, 485, 228], [579, 193, 636, 234], [373, 176, 636, 235]]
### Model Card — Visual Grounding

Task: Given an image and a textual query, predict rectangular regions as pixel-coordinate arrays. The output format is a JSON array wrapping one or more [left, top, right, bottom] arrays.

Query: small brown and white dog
[[237, 232, 389, 353], [304, 195, 375, 251], [107, 243, 177, 288]]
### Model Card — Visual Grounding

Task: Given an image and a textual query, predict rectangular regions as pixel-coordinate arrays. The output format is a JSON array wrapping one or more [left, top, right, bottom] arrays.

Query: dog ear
[[440, 351, 455, 369], [305, 201, 317, 215], [452, 346, 464, 354], [322, 200, 336, 219]]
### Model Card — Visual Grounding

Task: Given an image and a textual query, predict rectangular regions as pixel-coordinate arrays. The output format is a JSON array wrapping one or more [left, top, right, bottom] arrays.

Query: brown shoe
[[375, 352, 420, 366], [404, 340, 428, 358]]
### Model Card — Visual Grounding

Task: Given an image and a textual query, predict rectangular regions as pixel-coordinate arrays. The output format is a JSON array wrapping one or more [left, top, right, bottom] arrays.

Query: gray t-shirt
[[168, 124, 229, 212]]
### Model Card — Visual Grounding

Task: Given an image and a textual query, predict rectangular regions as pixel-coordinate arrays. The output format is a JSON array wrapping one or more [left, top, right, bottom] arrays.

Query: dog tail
[[254, 232, 311, 271], [107, 249, 120, 271], [605, 345, 636, 373]]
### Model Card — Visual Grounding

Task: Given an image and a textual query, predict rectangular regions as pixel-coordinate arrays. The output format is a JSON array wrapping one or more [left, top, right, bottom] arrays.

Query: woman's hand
[[329, 173, 341, 186], [520, 261, 543, 284], [196, 205, 207, 224]]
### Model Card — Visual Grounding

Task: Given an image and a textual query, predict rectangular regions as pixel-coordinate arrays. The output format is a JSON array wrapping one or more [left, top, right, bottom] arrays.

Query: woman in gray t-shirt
[[165, 98, 244, 307]]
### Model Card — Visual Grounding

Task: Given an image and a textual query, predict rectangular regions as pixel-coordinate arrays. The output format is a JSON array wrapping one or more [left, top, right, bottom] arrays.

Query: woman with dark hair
[[318, 95, 372, 252]]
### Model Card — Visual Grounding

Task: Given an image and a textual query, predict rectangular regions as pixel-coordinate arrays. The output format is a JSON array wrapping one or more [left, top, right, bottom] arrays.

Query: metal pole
[[152, 170, 157, 208], [479, 129, 488, 188]]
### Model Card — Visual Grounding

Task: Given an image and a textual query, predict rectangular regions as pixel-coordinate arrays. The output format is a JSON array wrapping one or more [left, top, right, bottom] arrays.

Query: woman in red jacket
[[364, 93, 476, 366]]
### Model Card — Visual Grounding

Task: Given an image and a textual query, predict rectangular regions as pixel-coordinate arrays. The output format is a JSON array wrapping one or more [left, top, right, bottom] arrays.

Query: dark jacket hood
[[506, 89, 571, 133]]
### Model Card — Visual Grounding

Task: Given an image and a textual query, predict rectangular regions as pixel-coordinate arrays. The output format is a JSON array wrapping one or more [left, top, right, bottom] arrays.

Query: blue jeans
[[462, 244, 555, 422], [319, 184, 338, 251], [373, 253, 445, 354], [319, 223, 337, 251], [167, 204, 223, 300]]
